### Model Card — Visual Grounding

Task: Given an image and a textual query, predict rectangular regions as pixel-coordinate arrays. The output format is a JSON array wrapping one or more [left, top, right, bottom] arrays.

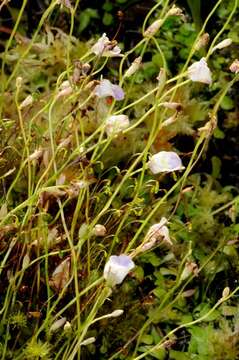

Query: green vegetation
[[0, 0, 239, 359]]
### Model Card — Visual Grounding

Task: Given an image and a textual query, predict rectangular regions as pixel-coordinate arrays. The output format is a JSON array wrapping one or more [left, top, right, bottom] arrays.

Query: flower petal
[[91, 33, 122, 57], [94, 79, 124, 100], [104, 254, 135, 286], [105, 115, 129, 136], [188, 58, 212, 85], [148, 151, 184, 174]]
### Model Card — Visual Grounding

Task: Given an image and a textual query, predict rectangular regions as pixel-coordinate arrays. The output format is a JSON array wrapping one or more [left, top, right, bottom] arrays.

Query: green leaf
[[169, 350, 190, 360], [220, 95, 234, 110], [153, 287, 167, 299], [140, 334, 154, 345], [211, 156, 221, 179], [188, 325, 212, 355], [138, 346, 166, 359], [186, 0, 202, 32], [103, 12, 113, 26], [78, 9, 99, 33], [103, 1, 113, 11], [133, 266, 144, 282], [141, 252, 161, 266], [213, 127, 225, 139]]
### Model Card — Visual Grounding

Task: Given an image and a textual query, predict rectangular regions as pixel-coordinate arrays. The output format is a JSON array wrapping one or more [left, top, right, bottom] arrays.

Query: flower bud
[[180, 261, 198, 281], [167, 5, 184, 17], [80, 337, 96, 346], [50, 317, 67, 332], [22, 253, 30, 269], [161, 114, 177, 128], [230, 59, 239, 74], [161, 102, 182, 110], [194, 33, 210, 51], [222, 287, 230, 299], [211, 38, 232, 53], [57, 80, 73, 99], [124, 57, 142, 78], [93, 224, 107, 237], [56, 0, 72, 9], [144, 19, 163, 37], [64, 321, 72, 332], [16, 77, 23, 88], [109, 309, 124, 317], [82, 63, 91, 75], [28, 148, 43, 162], [19, 95, 34, 109]]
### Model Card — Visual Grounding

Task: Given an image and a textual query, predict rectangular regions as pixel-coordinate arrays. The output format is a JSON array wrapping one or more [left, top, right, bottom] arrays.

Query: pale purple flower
[[103, 254, 135, 286], [91, 33, 122, 57], [148, 151, 184, 174], [188, 58, 212, 85], [105, 115, 129, 136], [94, 79, 124, 100]]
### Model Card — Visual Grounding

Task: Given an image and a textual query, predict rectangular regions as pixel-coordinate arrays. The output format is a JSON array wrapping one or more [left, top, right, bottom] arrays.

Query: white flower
[[105, 115, 129, 136], [148, 151, 184, 174], [91, 33, 122, 57], [94, 79, 124, 100], [145, 217, 172, 245], [103, 254, 135, 287], [211, 38, 232, 53], [188, 58, 212, 85], [140, 217, 172, 252]]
